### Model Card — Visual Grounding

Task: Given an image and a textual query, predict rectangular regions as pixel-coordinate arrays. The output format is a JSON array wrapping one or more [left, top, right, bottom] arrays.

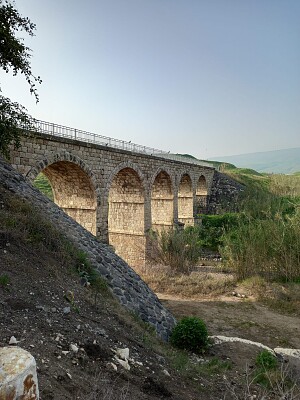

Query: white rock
[[9, 336, 20, 345], [107, 362, 118, 371], [116, 347, 129, 361], [274, 348, 300, 359], [66, 372, 72, 380], [114, 357, 130, 371], [61, 351, 70, 356], [210, 335, 275, 355], [0, 346, 39, 399], [70, 344, 79, 353], [162, 369, 170, 377]]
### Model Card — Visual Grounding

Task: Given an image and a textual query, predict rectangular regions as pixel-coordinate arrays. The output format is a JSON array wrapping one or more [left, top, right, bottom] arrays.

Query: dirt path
[[159, 294, 300, 349]]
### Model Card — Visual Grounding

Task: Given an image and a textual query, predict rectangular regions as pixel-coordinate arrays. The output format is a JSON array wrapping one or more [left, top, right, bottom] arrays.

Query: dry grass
[[137, 264, 236, 298], [239, 276, 300, 316]]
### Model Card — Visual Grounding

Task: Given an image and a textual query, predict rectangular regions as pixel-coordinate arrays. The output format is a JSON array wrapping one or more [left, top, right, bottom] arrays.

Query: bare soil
[[159, 293, 300, 350]]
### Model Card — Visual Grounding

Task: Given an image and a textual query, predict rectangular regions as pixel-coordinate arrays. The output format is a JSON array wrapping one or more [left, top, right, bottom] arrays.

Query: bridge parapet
[[31, 119, 212, 168]]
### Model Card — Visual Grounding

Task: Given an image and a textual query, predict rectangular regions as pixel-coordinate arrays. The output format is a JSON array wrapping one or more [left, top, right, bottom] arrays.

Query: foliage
[[254, 350, 279, 388], [33, 172, 53, 200], [148, 227, 202, 273], [221, 200, 300, 282], [194, 213, 239, 250], [0, 0, 41, 158], [256, 350, 278, 371], [170, 316, 208, 354], [0, 187, 109, 298], [0, 96, 33, 158]]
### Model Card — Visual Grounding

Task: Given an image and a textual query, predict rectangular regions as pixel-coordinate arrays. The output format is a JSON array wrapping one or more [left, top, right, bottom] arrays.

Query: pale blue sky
[[1, 0, 299, 158]]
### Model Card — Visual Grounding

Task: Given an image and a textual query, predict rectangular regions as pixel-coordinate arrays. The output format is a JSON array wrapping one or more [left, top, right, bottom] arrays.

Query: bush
[[256, 350, 278, 371], [170, 316, 208, 354], [221, 209, 300, 281], [148, 227, 202, 274], [195, 213, 239, 250]]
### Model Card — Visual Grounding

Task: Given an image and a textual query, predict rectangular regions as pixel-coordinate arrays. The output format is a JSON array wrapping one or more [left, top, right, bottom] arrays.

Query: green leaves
[[170, 316, 208, 354], [0, 0, 41, 101], [0, 0, 41, 158], [0, 95, 33, 158]]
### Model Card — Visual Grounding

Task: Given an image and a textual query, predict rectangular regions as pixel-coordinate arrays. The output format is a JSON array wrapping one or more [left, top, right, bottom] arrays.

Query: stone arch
[[196, 175, 208, 214], [178, 172, 194, 226], [26, 152, 98, 235], [106, 161, 146, 193], [151, 169, 174, 232], [108, 165, 146, 267]]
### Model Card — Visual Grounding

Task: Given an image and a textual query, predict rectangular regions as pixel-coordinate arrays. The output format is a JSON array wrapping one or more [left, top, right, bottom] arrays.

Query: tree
[[0, 0, 41, 158]]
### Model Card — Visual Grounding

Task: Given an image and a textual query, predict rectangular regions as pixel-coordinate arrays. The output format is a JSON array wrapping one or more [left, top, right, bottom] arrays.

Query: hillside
[[0, 158, 191, 399], [209, 147, 300, 174]]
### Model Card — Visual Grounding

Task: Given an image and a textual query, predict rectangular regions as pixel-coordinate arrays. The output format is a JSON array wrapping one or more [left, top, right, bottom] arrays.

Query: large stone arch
[[107, 163, 146, 268], [150, 169, 174, 232], [26, 151, 99, 235], [196, 174, 208, 214], [178, 172, 194, 226]]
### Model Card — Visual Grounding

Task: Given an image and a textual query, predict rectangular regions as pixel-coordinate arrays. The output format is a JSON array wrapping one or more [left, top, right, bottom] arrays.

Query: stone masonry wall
[[0, 157, 176, 340], [208, 171, 245, 214], [10, 132, 216, 267]]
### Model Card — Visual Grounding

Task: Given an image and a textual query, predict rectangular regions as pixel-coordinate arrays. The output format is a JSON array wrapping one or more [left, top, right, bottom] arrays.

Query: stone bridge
[[10, 120, 216, 267]]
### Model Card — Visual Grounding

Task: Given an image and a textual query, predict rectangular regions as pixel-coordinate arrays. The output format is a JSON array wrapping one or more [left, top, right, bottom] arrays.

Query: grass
[[0, 186, 110, 301], [33, 172, 54, 200], [138, 264, 236, 298], [168, 348, 232, 378]]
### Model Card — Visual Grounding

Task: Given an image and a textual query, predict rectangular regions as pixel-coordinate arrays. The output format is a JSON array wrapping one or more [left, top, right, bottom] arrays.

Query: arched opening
[[108, 168, 145, 267], [196, 175, 208, 214], [151, 171, 173, 232], [39, 161, 97, 235], [33, 172, 54, 201], [178, 174, 194, 226]]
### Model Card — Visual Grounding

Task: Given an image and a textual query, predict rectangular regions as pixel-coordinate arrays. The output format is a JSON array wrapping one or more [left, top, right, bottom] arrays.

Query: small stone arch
[[196, 174, 208, 214], [178, 172, 194, 226], [26, 151, 99, 235], [106, 161, 146, 193], [150, 169, 174, 232], [107, 163, 146, 268]]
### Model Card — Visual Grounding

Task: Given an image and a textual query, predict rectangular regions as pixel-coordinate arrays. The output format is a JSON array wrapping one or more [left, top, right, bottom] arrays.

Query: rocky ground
[[1, 184, 300, 399]]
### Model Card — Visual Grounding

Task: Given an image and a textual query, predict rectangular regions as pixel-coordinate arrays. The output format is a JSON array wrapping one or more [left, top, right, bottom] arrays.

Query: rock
[[210, 335, 275, 355], [63, 307, 71, 315], [116, 347, 129, 361], [274, 347, 300, 382], [114, 357, 130, 371], [162, 369, 170, 377], [70, 344, 79, 353], [107, 362, 118, 371], [0, 346, 39, 399], [64, 291, 74, 303], [9, 336, 19, 345]]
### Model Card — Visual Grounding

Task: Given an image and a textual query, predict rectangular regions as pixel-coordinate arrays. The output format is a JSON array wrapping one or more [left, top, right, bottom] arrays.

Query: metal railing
[[31, 119, 213, 168]]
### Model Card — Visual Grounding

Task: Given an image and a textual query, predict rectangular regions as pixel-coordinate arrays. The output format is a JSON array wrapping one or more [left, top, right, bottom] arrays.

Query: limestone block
[[0, 346, 39, 400]]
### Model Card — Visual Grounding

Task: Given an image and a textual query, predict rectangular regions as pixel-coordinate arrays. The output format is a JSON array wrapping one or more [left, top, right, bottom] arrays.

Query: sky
[[1, 0, 300, 159]]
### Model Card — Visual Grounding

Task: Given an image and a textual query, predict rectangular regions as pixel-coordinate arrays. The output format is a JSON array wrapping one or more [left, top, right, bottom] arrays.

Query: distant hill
[[209, 148, 300, 174]]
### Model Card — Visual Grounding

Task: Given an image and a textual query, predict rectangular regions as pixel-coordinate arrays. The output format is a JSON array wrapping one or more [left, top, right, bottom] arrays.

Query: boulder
[[0, 346, 39, 399]]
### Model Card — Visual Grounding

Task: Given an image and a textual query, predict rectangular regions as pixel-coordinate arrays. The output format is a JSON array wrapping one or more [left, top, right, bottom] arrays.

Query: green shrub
[[254, 350, 278, 388], [221, 209, 300, 281], [256, 350, 278, 371], [194, 213, 239, 250], [170, 317, 208, 354]]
